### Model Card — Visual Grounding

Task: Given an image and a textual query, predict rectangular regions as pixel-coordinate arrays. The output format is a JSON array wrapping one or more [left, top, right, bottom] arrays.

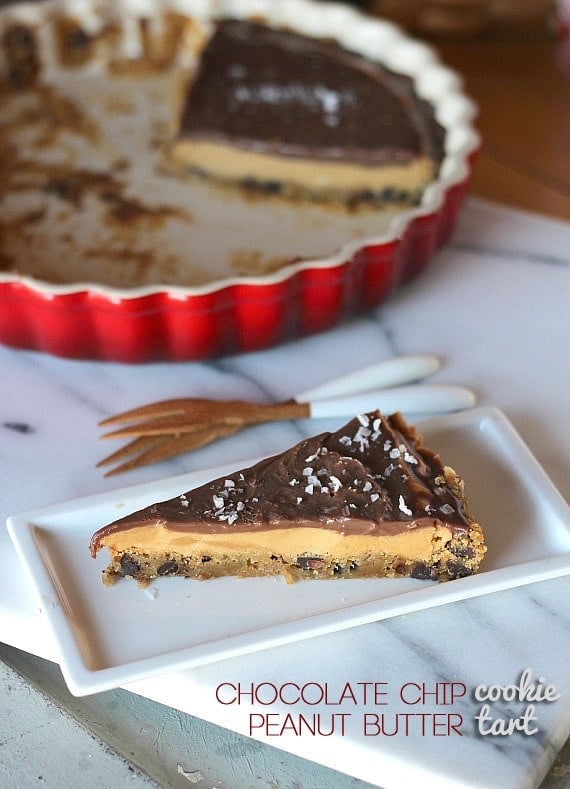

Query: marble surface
[[1, 197, 569, 788]]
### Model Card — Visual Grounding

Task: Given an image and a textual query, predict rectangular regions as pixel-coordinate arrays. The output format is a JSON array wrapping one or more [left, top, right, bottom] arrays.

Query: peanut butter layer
[[168, 142, 436, 200], [90, 411, 486, 585], [92, 522, 453, 563]]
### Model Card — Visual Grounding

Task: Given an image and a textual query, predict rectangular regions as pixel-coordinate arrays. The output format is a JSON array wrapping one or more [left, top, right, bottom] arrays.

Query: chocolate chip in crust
[[120, 554, 140, 577], [294, 556, 325, 570], [411, 562, 437, 581], [446, 561, 473, 579], [157, 560, 179, 576], [450, 545, 475, 560]]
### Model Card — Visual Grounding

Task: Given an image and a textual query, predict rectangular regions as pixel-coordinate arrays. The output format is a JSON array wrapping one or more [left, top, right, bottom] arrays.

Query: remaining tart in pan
[[90, 411, 486, 586], [166, 18, 446, 209]]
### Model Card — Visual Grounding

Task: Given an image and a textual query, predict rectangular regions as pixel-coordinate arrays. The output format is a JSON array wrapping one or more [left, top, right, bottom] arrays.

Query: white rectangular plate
[[6, 407, 570, 697]]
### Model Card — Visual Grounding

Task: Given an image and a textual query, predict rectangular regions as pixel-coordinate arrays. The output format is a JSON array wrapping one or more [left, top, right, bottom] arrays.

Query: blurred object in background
[[366, 0, 558, 37]]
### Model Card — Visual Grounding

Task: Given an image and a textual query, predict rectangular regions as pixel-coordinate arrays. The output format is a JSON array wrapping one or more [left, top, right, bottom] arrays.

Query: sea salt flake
[[219, 512, 238, 525], [404, 452, 418, 464], [181, 499, 189, 507], [317, 467, 328, 476], [289, 478, 299, 486], [296, 496, 303, 505], [399, 495, 413, 516], [354, 426, 371, 451], [370, 493, 380, 503], [339, 436, 352, 446], [357, 413, 370, 426], [440, 503, 455, 515], [383, 463, 396, 478], [224, 479, 235, 488], [363, 481, 373, 492], [321, 486, 329, 494], [305, 484, 314, 494], [383, 440, 392, 451], [236, 501, 245, 512], [303, 466, 313, 476], [373, 418, 381, 431], [307, 475, 320, 486], [389, 448, 401, 459], [305, 452, 319, 463], [329, 475, 342, 492]]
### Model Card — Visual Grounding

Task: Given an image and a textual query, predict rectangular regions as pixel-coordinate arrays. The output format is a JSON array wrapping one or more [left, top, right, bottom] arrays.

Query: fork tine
[[100, 414, 243, 440], [100, 398, 309, 430], [98, 398, 202, 427], [96, 435, 165, 467], [101, 422, 243, 476], [101, 436, 177, 477]]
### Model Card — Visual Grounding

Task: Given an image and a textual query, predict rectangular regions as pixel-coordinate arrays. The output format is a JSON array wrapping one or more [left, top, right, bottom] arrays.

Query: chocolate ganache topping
[[90, 411, 469, 554], [176, 19, 446, 166]]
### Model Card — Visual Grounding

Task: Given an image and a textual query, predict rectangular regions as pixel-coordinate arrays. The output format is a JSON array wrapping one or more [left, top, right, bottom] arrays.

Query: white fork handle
[[296, 354, 441, 402], [307, 385, 476, 419]]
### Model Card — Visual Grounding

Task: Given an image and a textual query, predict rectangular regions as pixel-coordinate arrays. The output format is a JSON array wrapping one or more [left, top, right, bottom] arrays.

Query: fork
[[97, 354, 475, 476]]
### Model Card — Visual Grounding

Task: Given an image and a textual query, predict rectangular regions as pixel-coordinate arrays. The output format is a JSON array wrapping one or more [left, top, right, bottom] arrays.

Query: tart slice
[[90, 411, 485, 586]]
